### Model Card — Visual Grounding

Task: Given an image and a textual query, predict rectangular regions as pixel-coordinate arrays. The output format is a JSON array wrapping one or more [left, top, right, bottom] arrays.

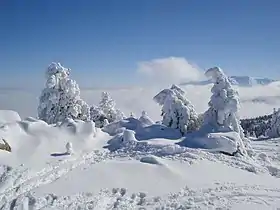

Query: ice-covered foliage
[[38, 63, 90, 124], [154, 85, 200, 134], [266, 108, 280, 138], [203, 67, 244, 139], [97, 92, 125, 124]]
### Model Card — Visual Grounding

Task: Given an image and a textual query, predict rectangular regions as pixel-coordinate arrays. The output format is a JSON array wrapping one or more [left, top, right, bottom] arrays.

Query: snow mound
[[0, 110, 21, 125], [179, 131, 242, 154], [0, 118, 99, 167], [103, 117, 181, 141], [140, 155, 164, 165], [18, 117, 49, 133], [102, 117, 142, 136], [135, 124, 182, 140], [59, 118, 96, 136]]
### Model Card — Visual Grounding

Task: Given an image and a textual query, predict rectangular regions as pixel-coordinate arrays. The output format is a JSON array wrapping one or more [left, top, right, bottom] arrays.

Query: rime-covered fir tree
[[98, 92, 125, 123], [38, 62, 90, 124], [139, 111, 154, 126], [266, 108, 280, 137], [203, 67, 244, 138], [154, 84, 200, 134]]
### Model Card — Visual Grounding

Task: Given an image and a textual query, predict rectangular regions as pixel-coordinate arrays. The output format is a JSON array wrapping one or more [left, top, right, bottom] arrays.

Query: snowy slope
[[0, 112, 280, 209]]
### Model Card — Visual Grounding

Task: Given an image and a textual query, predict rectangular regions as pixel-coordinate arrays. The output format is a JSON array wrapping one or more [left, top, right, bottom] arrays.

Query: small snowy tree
[[65, 142, 73, 154], [38, 62, 90, 124], [139, 111, 154, 126], [203, 67, 244, 138], [266, 108, 280, 138], [98, 92, 125, 122], [154, 84, 200, 134], [90, 105, 107, 128]]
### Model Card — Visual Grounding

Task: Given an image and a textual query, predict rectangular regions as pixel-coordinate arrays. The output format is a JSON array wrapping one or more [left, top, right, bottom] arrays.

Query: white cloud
[[137, 57, 204, 84]]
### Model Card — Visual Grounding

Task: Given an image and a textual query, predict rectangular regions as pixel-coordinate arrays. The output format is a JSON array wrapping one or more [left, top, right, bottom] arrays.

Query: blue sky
[[1, 0, 280, 87]]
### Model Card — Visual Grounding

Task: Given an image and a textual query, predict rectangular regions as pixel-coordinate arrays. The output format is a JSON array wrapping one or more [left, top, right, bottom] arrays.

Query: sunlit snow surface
[[0, 83, 280, 209], [0, 111, 279, 209]]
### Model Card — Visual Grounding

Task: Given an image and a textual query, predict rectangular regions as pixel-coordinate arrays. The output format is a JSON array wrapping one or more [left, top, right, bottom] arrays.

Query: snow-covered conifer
[[266, 108, 280, 137], [139, 111, 154, 126], [203, 67, 244, 138], [154, 84, 199, 134], [38, 63, 90, 124], [98, 92, 125, 122]]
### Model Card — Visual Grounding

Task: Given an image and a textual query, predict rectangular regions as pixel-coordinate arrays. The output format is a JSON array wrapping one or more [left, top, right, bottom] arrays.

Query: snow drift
[[0, 110, 21, 125]]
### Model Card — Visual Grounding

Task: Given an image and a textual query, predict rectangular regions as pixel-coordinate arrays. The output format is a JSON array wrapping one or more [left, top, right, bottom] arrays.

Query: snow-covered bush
[[203, 67, 244, 139], [154, 84, 200, 134], [38, 63, 90, 124], [266, 108, 280, 138]]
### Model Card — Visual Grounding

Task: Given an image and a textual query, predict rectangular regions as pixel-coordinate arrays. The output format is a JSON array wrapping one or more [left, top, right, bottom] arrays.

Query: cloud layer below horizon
[[137, 57, 205, 85]]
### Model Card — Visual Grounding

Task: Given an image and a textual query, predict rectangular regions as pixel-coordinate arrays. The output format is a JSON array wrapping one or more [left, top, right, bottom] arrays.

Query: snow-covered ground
[[0, 111, 280, 209]]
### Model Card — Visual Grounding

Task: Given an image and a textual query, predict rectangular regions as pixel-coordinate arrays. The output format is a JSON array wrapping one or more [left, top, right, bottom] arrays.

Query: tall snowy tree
[[38, 62, 90, 124], [203, 67, 244, 138], [266, 108, 280, 137], [154, 84, 200, 134]]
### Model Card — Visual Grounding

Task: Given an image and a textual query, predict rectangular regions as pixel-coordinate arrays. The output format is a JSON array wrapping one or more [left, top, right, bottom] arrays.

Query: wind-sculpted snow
[[0, 113, 280, 209], [3, 146, 280, 209], [25, 184, 280, 209], [0, 150, 112, 209], [1, 140, 280, 209]]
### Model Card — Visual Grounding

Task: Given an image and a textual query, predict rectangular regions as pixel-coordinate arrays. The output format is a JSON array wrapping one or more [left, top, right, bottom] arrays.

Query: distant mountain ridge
[[181, 76, 277, 87]]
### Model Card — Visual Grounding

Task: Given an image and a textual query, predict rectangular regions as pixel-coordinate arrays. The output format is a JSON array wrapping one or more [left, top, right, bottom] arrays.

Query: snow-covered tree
[[98, 92, 125, 122], [38, 62, 90, 124], [90, 92, 125, 127], [266, 108, 280, 137], [130, 112, 135, 118], [154, 84, 200, 134], [90, 105, 107, 128], [203, 67, 244, 138], [139, 111, 154, 126]]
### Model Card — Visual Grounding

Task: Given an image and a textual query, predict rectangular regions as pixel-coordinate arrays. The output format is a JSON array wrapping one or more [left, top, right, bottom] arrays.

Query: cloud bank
[[137, 57, 204, 85]]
